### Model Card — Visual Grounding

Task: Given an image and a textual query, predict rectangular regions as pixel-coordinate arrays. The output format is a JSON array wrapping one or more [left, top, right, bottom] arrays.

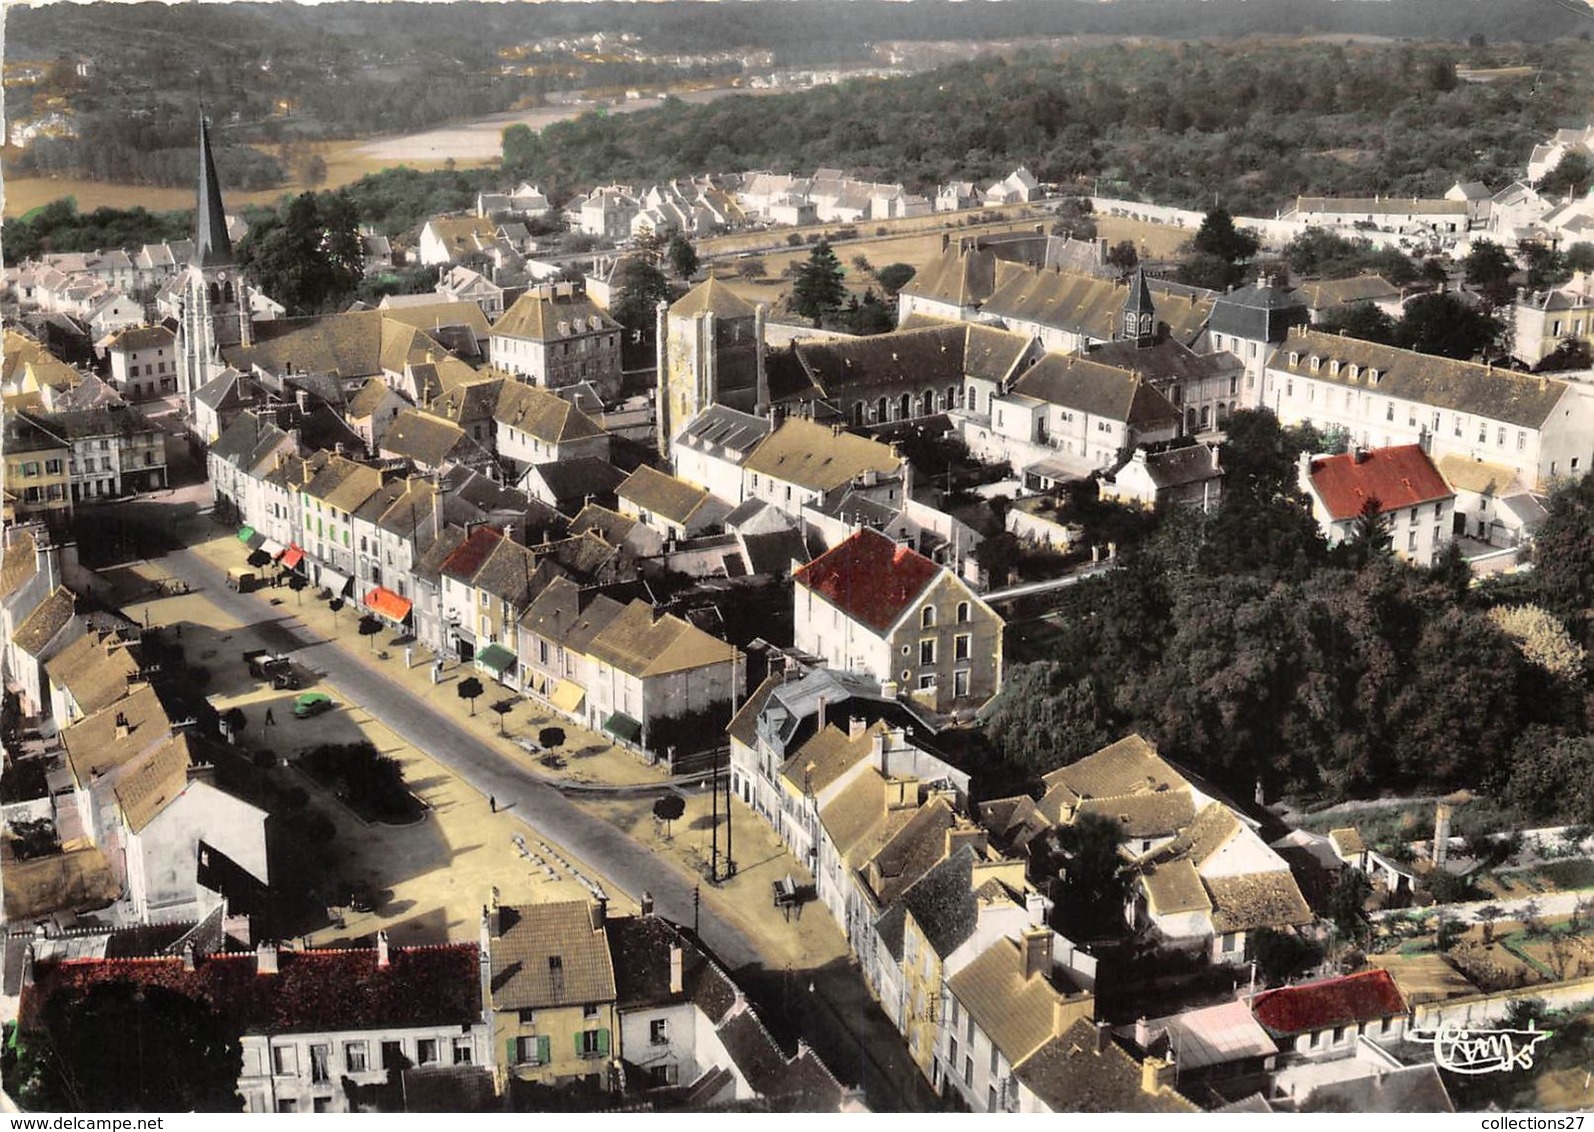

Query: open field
[[3, 135, 496, 218], [711, 210, 1193, 314], [2, 87, 775, 218]]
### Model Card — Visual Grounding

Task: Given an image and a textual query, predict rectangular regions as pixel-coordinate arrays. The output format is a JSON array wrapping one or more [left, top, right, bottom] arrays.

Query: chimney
[[945, 824, 987, 859], [881, 680, 899, 701], [1298, 451, 1314, 484], [1354, 445, 1369, 465], [669, 944, 684, 994], [849, 716, 867, 740], [182, 942, 196, 972], [1025, 889, 1047, 925], [295, 388, 309, 413], [1020, 926, 1053, 980], [1094, 1019, 1113, 1053], [1141, 1054, 1177, 1095], [1433, 803, 1453, 867], [1211, 444, 1222, 471], [641, 890, 654, 916], [114, 711, 131, 740], [1255, 778, 1266, 807], [376, 929, 390, 968], [256, 941, 279, 976], [1134, 1016, 1152, 1051], [816, 694, 828, 731]]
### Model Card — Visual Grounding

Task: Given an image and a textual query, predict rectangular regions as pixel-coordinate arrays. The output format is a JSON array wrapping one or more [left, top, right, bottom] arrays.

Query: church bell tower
[[178, 112, 250, 411]]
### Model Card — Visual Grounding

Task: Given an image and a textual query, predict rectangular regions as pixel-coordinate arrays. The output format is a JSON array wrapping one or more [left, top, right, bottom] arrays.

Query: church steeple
[[194, 112, 233, 268], [1122, 266, 1156, 346]]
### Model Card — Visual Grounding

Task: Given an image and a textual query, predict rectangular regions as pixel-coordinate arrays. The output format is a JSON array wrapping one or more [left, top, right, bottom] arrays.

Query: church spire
[[1122, 266, 1156, 346], [194, 111, 234, 268]]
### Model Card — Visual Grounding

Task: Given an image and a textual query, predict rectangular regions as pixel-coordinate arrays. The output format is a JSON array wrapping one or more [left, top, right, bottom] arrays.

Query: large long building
[[1264, 328, 1594, 491]]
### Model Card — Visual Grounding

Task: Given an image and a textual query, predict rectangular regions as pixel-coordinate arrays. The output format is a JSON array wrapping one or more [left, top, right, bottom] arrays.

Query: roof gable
[[792, 527, 941, 634]]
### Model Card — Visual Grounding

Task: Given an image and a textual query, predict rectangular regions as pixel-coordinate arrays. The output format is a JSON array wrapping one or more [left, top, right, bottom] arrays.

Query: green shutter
[[506, 1037, 518, 1065], [537, 1035, 550, 1066], [574, 1032, 584, 1056], [597, 1028, 610, 1056]]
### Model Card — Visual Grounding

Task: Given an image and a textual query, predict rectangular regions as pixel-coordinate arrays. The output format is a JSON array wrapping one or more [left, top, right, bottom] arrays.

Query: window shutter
[[537, 1035, 550, 1065], [506, 1038, 518, 1066], [597, 1028, 611, 1056], [575, 1032, 584, 1056]]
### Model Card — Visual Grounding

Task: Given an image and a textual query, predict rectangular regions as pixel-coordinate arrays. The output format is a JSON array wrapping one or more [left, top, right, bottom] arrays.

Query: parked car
[[292, 691, 334, 719]]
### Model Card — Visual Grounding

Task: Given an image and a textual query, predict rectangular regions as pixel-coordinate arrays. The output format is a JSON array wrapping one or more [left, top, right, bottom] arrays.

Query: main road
[[152, 531, 933, 1111]]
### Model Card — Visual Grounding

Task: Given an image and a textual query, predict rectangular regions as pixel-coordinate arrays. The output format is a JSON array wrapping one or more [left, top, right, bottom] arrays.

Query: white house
[[1266, 327, 1594, 491], [793, 527, 1003, 713], [1299, 445, 1456, 568]]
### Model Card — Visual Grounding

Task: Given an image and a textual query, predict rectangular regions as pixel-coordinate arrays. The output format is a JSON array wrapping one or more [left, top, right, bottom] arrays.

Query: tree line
[[499, 39, 1594, 215], [983, 409, 1593, 815]]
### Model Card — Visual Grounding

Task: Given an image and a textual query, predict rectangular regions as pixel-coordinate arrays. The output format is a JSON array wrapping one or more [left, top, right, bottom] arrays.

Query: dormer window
[[1347, 364, 1360, 380], [1329, 360, 1340, 376], [1289, 352, 1300, 366], [1309, 356, 1320, 372], [1367, 368, 1380, 386]]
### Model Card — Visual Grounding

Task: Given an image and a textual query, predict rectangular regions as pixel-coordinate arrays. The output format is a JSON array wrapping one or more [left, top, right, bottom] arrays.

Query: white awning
[[259, 538, 285, 558], [317, 566, 352, 597]]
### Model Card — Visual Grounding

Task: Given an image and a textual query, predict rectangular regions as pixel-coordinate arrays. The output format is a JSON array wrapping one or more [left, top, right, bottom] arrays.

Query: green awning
[[476, 643, 516, 676], [603, 712, 642, 745], [236, 526, 255, 543]]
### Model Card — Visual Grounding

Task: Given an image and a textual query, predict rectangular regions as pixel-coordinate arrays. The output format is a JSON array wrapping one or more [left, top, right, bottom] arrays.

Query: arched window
[[956, 601, 970, 624], [875, 396, 888, 423], [946, 385, 957, 411], [1185, 407, 1199, 434], [207, 282, 220, 304], [222, 282, 235, 304], [920, 390, 934, 416], [898, 393, 911, 421], [1200, 405, 1211, 429], [852, 401, 865, 426], [921, 606, 936, 629], [968, 387, 979, 414], [1217, 401, 1228, 422]]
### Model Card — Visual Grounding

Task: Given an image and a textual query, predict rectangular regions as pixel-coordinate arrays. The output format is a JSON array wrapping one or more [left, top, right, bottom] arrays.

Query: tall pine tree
[[792, 239, 846, 327]]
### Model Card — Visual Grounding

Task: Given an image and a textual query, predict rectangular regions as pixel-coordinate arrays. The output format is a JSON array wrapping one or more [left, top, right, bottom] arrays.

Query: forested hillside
[[504, 39, 1594, 214], [6, 0, 1591, 192]]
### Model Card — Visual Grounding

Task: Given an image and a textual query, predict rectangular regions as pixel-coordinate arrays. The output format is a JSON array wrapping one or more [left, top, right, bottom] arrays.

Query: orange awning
[[280, 545, 305, 570], [363, 586, 413, 623]]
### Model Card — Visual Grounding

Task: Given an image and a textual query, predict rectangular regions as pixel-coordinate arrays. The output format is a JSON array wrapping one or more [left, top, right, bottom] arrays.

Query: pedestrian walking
[[489, 795, 497, 813], [265, 707, 275, 726]]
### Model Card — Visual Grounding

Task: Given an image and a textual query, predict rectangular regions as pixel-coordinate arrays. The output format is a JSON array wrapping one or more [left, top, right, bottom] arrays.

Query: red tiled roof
[[1308, 445, 1452, 522], [1251, 968, 1406, 1037], [21, 944, 482, 1035], [792, 528, 941, 634], [439, 525, 503, 581]]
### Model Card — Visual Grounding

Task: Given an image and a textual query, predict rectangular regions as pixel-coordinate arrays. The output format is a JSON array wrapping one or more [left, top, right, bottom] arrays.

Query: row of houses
[[722, 667, 1193, 1112], [0, 524, 271, 933], [10, 899, 848, 1112], [563, 164, 1043, 242]]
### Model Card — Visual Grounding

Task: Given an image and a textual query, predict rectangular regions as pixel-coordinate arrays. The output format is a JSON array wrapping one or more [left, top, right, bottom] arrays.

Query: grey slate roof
[[1207, 281, 1309, 343], [899, 844, 980, 958]]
